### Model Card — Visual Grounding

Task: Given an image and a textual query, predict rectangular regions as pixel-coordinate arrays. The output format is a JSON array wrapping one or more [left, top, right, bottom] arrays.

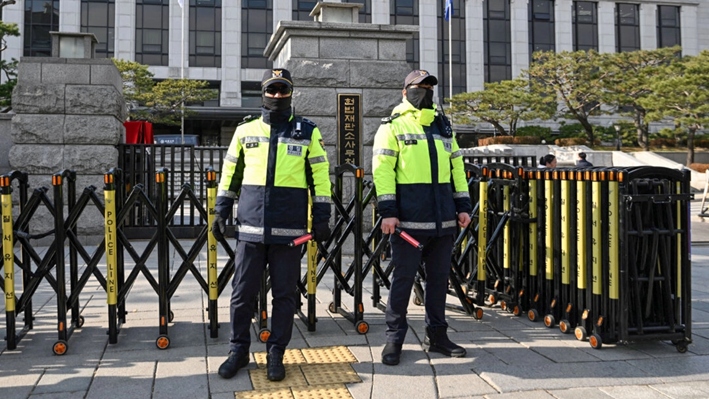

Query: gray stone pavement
[[1, 200, 709, 399]]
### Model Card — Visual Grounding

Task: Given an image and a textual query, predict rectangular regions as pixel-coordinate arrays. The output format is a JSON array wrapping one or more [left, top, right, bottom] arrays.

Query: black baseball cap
[[404, 69, 438, 89], [262, 69, 293, 89]]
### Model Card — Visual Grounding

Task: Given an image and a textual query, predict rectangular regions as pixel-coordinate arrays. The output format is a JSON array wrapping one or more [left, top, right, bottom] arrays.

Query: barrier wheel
[[52, 340, 68, 356], [559, 319, 571, 334], [156, 335, 170, 350], [413, 296, 423, 306], [676, 341, 688, 354], [258, 328, 271, 343], [473, 307, 484, 320], [328, 302, 337, 313], [511, 305, 521, 317], [488, 295, 497, 306], [168, 311, 175, 323], [589, 333, 602, 349], [574, 326, 587, 341], [528, 308, 539, 322], [77, 316, 85, 328], [499, 300, 507, 311], [355, 320, 369, 335], [543, 314, 555, 328]]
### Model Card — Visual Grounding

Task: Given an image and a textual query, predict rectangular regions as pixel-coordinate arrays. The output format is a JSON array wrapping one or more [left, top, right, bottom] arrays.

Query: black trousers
[[228, 241, 301, 354], [385, 233, 453, 344]]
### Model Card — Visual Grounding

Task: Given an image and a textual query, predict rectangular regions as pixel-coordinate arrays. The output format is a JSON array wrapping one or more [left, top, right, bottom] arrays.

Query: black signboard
[[337, 94, 361, 166]]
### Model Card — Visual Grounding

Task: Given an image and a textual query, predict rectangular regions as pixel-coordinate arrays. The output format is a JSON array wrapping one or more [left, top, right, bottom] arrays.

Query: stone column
[[221, 2, 242, 106], [510, 0, 529, 78], [115, 0, 137, 61], [681, 5, 699, 56], [59, 0, 81, 33], [418, 0, 438, 76], [466, 0, 484, 92], [9, 36, 125, 240], [639, 3, 656, 50], [597, 1, 616, 53], [169, 0, 188, 78], [555, 0, 573, 52], [371, 0, 390, 25]]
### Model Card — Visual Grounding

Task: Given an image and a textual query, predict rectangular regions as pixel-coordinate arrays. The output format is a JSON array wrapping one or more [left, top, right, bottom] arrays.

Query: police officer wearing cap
[[372, 70, 472, 365], [213, 69, 332, 381]]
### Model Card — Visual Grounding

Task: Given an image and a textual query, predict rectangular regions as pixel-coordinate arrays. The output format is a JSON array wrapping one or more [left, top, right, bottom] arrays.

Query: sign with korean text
[[337, 94, 362, 166]]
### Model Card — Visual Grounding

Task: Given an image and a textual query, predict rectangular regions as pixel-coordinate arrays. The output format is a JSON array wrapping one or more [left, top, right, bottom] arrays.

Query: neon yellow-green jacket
[[216, 109, 331, 244], [372, 99, 471, 236]]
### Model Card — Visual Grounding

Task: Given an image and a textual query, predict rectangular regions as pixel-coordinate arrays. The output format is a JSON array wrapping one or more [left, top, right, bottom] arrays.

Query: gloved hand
[[312, 222, 331, 243], [211, 214, 226, 241]]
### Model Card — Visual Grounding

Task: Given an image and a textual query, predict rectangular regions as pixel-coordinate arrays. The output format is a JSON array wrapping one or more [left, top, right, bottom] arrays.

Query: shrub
[[557, 123, 587, 138], [649, 138, 677, 148], [694, 138, 709, 148], [516, 126, 553, 142], [689, 163, 709, 173], [555, 137, 587, 146], [479, 136, 543, 145]]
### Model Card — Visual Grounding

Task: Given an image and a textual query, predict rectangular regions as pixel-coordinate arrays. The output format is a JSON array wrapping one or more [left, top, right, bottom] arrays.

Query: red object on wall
[[124, 121, 154, 144]]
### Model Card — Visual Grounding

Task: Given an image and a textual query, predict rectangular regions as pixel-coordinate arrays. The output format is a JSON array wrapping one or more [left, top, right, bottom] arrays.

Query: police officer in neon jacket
[[212, 69, 332, 381], [372, 70, 472, 366]]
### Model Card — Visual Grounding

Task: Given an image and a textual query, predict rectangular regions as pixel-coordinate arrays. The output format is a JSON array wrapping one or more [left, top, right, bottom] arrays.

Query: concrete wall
[[0, 113, 12, 174]]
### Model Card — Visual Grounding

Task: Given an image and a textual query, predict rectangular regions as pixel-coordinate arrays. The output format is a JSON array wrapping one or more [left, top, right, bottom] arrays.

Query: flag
[[177, 0, 183, 8], [444, 0, 453, 21]]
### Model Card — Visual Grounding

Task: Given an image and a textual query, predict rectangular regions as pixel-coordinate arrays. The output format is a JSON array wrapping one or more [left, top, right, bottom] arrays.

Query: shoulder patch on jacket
[[381, 113, 401, 124], [300, 117, 317, 127], [238, 115, 258, 126]]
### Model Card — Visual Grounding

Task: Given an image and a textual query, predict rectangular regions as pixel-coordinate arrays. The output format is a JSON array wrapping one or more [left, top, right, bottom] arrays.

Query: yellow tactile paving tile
[[300, 346, 357, 364], [254, 349, 308, 368], [291, 384, 353, 399], [249, 365, 309, 391], [235, 387, 294, 399], [300, 363, 361, 385]]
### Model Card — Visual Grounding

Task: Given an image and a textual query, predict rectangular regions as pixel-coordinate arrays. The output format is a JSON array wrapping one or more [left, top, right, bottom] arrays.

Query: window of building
[[293, 0, 317, 21], [24, 0, 59, 57], [189, 0, 221, 67], [572, 1, 597, 51], [391, 0, 419, 70], [241, 81, 262, 108], [657, 5, 681, 49], [136, 0, 169, 66], [529, 0, 554, 61], [438, 0, 466, 99], [242, 0, 273, 69], [81, 0, 115, 59], [484, 0, 511, 83], [343, 0, 371, 23], [616, 3, 640, 53]]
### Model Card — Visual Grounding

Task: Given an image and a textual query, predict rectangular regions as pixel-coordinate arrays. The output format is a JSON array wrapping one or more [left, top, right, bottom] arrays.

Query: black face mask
[[406, 87, 434, 110], [262, 95, 292, 112]]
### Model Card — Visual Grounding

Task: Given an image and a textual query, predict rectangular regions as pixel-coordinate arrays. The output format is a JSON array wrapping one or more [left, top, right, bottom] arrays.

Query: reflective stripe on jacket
[[372, 99, 471, 236], [216, 109, 331, 244]]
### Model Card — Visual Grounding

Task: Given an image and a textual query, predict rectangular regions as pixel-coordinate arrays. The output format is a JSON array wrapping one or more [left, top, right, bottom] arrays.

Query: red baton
[[395, 228, 423, 250], [289, 233, 313, 247]]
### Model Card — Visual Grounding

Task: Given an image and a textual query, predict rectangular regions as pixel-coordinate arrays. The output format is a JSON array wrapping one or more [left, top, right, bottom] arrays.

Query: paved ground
[[1, 200, 709, 399]]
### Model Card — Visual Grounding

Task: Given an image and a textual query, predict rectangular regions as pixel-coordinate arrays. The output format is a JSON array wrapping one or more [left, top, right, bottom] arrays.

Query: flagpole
[[180, 0, 185, 145], [448, 11, 452, 123]]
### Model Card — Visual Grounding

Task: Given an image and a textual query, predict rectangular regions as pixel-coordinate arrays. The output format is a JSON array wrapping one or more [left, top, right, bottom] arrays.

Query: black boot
[[422, 326, 466, 357], [381, 342, 402, 365], [218, 350, 250, 379], [267, 349, 286, 381]]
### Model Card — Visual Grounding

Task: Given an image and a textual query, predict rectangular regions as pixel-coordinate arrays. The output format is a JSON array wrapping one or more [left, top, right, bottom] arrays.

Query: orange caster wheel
[[53, 340, 68, 356], [559, 319, 571, 334], [528, 308, 539, 322], [543, 314, 555, 328], [156, 335, 170, 350], [473, 307, 484, 320], [574, 326, 587, 341], [258, 328, 271, 343], [355, 321, 369, 335], [589, 333, 602, 349], [512, 305, 521, 317]]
